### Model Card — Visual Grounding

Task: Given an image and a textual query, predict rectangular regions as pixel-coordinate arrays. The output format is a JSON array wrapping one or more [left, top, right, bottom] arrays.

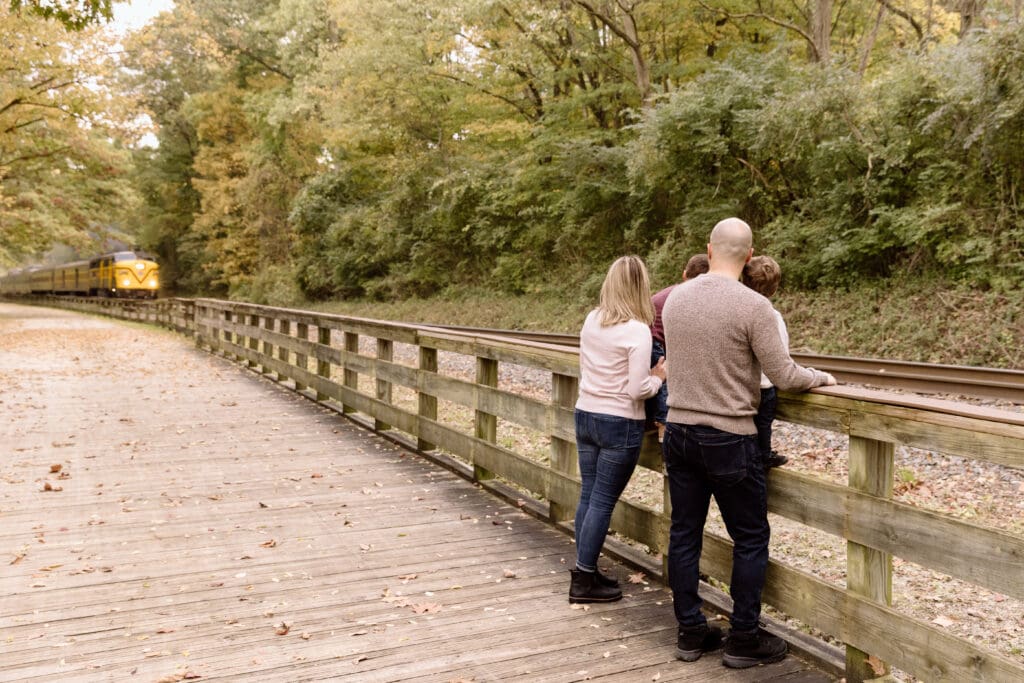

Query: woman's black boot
[[595, 568, 619, 588], [569, 568, 622, 603]]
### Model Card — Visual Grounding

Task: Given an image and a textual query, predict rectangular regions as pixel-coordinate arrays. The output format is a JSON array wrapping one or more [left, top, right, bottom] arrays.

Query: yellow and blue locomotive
[[0, 251, 160, 299]]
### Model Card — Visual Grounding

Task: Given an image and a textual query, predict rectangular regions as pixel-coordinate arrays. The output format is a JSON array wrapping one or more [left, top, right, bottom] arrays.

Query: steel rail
[[432, 324, 1023, 402]]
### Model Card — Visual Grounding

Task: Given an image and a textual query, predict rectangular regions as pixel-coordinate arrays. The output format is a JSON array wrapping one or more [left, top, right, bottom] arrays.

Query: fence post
[[375, 338, 393, 431], [278, 319, 291, 382], [417, 346, 438, 451], [222, 309, 233, 359], [295, 322, 309, 392], [262, 315, 275, 376], [474, 357, 498, 482], [845, 435, 895, 682], [343, 332, 358, 414], [316, 325, 331, 401], [248, 314, 259, 368], [550, 372, 579, 523]]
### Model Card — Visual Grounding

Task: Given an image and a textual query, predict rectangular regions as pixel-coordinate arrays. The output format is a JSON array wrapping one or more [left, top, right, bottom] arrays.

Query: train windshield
[[112, 251, 156, 262]]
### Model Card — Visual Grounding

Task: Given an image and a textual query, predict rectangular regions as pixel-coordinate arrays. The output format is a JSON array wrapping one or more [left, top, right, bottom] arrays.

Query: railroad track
[[435, 325, 1023, 403]]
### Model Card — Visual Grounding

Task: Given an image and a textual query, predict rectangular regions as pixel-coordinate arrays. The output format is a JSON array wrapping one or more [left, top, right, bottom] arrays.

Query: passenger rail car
[[0, 251, 160, 299]]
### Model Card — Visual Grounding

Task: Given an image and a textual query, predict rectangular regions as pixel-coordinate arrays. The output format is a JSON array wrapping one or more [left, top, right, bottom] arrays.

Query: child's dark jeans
[[645, 339, 668, 426], [753, 386, 777, 457]]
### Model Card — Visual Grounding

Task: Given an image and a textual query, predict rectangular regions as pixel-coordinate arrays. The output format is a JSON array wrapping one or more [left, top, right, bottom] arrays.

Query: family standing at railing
[[570, 217, 836, 669]]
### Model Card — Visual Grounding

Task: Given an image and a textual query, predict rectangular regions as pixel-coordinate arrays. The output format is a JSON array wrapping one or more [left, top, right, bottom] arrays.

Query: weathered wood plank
[[766, 468, 1024, 599], [700, 534, 1023, 682]]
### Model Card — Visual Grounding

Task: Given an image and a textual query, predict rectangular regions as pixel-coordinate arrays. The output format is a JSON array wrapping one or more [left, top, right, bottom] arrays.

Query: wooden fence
[[10, 295, 1024, 683]]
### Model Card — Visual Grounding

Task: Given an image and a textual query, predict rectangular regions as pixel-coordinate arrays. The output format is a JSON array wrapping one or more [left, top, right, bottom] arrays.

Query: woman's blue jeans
[[573, 409, 644, 571], [662, 423, 769, 632]]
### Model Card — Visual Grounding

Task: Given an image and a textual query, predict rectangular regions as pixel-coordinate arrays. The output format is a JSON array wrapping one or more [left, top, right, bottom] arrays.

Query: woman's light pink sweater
[[575, 309, 663, 420]]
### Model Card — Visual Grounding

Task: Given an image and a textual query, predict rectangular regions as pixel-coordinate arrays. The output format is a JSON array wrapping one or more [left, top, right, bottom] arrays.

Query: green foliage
[[9, 0, 111, 30], [113, 0, 1023, 304]]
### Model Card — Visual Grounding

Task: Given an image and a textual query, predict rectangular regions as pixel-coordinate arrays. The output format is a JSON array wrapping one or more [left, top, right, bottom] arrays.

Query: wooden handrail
[[12, 294, 1024, 683]]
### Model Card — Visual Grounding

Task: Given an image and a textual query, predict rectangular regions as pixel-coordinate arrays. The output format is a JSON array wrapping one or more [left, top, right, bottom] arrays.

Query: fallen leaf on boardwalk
[[361, 488, 373, 495], [274, 622, 291, 635], [351, 630, 369, 636], [569, 604, 590, 611], [39, 564, 62, 571], [311, 473, 323, 478], [411, 602, 441, 614], [258, 502, 268, 508], [398, 573, 418, 582], [259, 540, 277, 548], [49, 464, 62, 473], [156, 628, 175, 634], [932, 615, 955, 627], [359, 544, 372, 552], [866, 655, 886, 676], [300, 632, 311, 640], [10, 552, 26, 565], [627, 572, 647, 584], [352, 655, 368, 664], [502, 568, 516, 578], [41, 482, 62, 492], [651, 673, 661, 681]]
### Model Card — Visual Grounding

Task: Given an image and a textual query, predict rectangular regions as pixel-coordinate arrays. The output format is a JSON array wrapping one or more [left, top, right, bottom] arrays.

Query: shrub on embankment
[[281, 26, 1024, 301], [121, 4, 1024, 306]]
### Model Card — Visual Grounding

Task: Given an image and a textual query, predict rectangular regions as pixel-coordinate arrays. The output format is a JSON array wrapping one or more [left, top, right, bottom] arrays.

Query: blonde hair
[[597, 255, 655, 326]]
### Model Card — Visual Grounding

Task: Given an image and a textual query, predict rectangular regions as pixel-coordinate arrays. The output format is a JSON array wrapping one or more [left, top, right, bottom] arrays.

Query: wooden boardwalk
[[0, 304, 832, 682]]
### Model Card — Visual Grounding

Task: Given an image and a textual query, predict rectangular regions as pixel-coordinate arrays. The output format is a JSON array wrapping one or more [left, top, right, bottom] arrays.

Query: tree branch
[[570, 0, 640, 49], [697, 0, 820, 61], [877, 0, 924, 42], [4, 117, 45, 134], [429, 71, 539, 123], [0, 145, 71, 168]]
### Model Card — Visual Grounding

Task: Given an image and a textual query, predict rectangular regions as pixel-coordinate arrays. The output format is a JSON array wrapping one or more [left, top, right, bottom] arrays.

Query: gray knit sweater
[[662, 273, 830, 435]]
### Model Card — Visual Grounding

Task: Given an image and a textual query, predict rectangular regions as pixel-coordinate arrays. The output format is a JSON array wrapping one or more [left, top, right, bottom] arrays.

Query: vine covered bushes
[[113, 1, 1024, 300]]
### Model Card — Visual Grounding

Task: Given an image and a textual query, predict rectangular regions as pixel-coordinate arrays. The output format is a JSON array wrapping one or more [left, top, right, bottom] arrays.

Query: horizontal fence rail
[[7, 294, 1024, 683], [430, 325, 1024, 402]]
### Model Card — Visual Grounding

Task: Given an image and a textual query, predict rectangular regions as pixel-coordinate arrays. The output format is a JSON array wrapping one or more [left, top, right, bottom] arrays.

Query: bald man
[[660, 218, 835, 667]]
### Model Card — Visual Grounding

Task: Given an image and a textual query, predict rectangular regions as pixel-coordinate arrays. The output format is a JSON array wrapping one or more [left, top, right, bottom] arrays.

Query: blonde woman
[[571, 255, 666, 603]]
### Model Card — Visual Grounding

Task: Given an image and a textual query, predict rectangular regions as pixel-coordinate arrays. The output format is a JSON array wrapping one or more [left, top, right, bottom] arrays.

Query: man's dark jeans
[[662, 423, 769, 632]]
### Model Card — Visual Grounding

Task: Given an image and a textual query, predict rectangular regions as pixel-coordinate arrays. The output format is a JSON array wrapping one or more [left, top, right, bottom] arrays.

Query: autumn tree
[[0, 5, 137, 266]]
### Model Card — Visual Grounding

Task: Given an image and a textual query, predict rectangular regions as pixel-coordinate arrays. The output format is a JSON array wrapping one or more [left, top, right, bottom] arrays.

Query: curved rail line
[[435, 324, 1024, 402]]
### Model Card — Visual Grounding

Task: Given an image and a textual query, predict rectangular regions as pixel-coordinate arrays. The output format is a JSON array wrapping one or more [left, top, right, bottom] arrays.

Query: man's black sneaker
[[764, 451, 789, 468], [675, 622, 724, 662], [722, 627, 787, 668]]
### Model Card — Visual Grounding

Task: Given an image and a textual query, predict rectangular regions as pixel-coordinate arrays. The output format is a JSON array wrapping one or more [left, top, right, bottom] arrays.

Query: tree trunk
[[959, 0, 987, 36], [811, 0, 831, 63], [570, 0, 652, 103], [859, 4, 886, 75]]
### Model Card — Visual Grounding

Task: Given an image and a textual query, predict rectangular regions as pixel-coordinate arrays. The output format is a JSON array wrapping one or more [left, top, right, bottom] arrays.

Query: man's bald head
[[708, 217, 753, 269]]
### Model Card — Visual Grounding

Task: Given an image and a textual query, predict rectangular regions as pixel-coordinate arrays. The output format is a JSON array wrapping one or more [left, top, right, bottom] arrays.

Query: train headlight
[[149, 279, 157, 287], [122, 279, 131, 286], [135, 263, 144, 270]]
